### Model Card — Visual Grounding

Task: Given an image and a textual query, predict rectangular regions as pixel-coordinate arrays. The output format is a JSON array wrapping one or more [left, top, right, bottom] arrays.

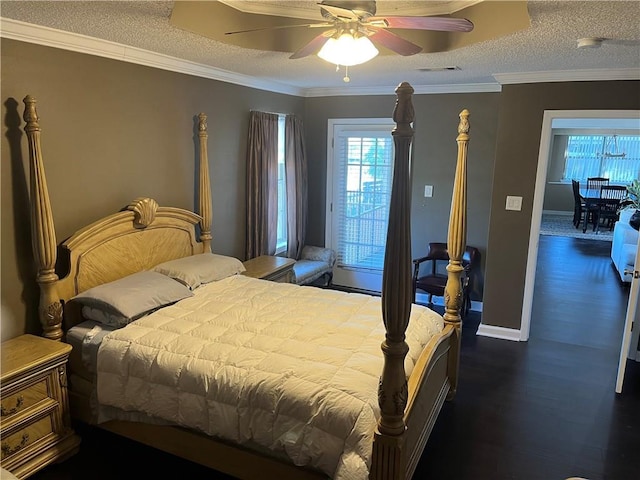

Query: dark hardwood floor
[[418, 235, 639, 480], [30, 236, 639, 480]]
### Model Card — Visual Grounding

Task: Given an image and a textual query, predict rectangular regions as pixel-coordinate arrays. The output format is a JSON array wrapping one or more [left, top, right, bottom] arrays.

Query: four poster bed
[[24, 82, 470, 480]]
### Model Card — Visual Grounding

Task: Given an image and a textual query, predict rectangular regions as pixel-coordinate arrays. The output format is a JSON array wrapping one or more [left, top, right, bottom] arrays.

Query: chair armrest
[[300, 245, 336, 266], [412, 256, 430, 265]]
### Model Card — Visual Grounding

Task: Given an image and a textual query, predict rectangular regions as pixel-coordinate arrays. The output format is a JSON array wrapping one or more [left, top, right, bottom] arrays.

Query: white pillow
[[152, 253, 246, 290], [72, 271, 193, 326]]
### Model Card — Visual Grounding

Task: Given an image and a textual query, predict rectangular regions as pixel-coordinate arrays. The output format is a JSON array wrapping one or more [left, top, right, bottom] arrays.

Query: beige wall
[[543, 135, 573, 212], [1, 39, 305, 340], [482, 81, 640, 331], [303, 93, 500, 302], [2, 39, 639, 341]]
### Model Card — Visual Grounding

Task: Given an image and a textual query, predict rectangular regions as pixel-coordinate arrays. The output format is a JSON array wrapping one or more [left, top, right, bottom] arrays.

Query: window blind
[[334, 130, 394, 272], [564, 135, 640, 183]]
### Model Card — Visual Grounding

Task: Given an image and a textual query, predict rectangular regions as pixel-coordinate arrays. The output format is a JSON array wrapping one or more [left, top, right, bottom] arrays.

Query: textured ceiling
[[1, 1, 639, 94]]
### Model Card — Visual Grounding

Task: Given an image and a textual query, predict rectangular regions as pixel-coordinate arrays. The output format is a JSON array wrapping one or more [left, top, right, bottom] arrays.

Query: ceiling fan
[[225, 1, 474, 63]]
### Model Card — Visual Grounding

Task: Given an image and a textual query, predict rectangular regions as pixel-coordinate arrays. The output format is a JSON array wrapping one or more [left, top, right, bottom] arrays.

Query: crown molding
[[304, 82, 502, 97], [0, 17, 501, 98], [4, 17, 636, 99], [0, 17, 305, 97], [494, 68, 640, 85]]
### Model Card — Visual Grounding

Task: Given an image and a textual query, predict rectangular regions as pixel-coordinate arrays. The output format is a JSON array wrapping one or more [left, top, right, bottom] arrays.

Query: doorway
[[521, 109, 640, 340]]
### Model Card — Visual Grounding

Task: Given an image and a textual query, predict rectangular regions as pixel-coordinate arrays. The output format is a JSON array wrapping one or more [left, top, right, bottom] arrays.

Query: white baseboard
[[543, 210, 573, 216], [476, 323, 522, 341]]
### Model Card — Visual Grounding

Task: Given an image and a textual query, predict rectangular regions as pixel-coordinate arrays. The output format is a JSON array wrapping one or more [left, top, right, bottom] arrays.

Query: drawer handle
[[1, 433, 29, 457], [58, 365, 68, 387], [0, 396, 24, 417]]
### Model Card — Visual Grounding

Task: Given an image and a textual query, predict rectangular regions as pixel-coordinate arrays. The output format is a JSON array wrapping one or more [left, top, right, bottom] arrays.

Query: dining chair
[[576, 179, 601, 232], [587, 177, 609, 190], [571, 179, 587, 229], [412, 242, 481, 318], [594, 185, 626, 232]]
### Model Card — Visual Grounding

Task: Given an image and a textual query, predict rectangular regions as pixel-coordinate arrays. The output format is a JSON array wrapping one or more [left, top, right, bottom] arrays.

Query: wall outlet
[[505, 195, 523, 211], [424, 185, 433, 197]]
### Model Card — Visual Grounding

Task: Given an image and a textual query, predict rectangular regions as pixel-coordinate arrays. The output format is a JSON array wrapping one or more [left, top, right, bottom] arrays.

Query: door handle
[[623, 269, 640, 279]]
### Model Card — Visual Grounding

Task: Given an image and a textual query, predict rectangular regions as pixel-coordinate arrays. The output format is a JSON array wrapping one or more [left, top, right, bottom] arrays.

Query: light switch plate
[[505, 195, 523, 211], [424, 185, 433, 198]]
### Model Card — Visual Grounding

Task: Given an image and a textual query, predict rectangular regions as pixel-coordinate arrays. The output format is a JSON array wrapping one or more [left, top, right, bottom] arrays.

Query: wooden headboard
[[23, 97, 213, 339], [58, 199, 204, 297]]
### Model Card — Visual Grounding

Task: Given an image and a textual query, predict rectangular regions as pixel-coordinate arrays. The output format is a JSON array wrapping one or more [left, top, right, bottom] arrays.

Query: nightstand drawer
[[1, 379, 48, 420], [1, 412, 55, 462], [1, 335, 81, 478], [268, 269, 294, 283]]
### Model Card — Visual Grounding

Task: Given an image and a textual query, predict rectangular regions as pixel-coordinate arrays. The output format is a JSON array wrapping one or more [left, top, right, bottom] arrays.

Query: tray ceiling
[[1, 1, 639, 95]]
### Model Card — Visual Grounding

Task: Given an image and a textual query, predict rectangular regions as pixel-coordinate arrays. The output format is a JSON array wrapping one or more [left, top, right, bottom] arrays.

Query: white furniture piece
[[611, 208, 639, 283], [291, 245, 336, 286]]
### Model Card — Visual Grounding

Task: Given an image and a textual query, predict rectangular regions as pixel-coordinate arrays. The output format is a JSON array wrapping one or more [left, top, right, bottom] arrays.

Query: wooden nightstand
[[242, 255, 295, 283], [1, 335, 80, 478]]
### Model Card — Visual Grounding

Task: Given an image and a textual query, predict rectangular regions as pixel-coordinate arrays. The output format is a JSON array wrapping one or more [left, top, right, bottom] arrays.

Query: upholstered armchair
[[292, 245, 336, 287]]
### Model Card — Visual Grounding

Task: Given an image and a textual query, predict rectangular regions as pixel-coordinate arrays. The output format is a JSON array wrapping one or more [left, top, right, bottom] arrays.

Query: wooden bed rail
[[23, 96, 213, 339], [372, 84, 469, 479]]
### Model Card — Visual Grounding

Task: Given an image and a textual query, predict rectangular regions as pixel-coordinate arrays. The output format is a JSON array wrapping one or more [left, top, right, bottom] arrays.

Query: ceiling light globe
[[318, 33, 379, 67]]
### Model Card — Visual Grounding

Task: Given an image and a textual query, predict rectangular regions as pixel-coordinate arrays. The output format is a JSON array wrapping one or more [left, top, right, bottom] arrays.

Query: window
[[563, 134, 640, 183], [276, 115, 287, 254]]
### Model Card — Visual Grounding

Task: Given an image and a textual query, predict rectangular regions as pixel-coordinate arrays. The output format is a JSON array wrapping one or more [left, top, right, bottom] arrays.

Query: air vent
[[418, 66, 461, 72]]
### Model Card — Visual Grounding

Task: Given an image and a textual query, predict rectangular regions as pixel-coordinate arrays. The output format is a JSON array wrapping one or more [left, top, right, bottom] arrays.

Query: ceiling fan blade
[[367, 28, 422, 56], [368, 16, 474, 32], [225, 22, 332, 36], [289, 30, 335, 59]]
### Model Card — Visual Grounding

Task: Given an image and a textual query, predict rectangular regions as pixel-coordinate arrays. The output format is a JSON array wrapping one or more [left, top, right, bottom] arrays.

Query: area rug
[[540, 213, 613, 241]]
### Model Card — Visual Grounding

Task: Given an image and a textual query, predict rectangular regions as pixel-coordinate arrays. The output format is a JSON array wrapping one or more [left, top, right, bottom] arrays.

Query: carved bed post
[[23, 95, 63, 341], [444, 109, 470, 399], [198, 113, 212, 252], [371, 82, 415, 480]]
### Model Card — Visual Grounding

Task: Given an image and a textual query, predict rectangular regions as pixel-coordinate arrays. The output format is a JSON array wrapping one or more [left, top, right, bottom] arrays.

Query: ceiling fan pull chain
[[343, 65, 350, 83]]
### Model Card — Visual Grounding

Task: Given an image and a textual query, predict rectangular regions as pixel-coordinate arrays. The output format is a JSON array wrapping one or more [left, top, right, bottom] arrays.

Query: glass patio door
[[326, 120, 395, 292]]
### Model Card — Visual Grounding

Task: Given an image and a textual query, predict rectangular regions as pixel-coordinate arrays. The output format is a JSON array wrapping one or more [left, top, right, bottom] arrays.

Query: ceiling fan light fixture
[[598, 134, 626, 158], [317, 33, 379, 66]]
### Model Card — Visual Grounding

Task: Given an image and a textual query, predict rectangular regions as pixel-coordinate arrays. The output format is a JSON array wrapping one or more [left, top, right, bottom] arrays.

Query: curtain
[[246, 111, 279, 259], [285, 115, 308, 259]]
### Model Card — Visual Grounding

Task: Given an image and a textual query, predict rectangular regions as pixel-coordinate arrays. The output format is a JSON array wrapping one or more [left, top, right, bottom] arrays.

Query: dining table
[[579, 186, 623, 233]]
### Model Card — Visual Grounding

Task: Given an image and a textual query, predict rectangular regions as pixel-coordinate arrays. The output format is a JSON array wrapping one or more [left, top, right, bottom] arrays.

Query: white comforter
[[96, 275, 444, 479]]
